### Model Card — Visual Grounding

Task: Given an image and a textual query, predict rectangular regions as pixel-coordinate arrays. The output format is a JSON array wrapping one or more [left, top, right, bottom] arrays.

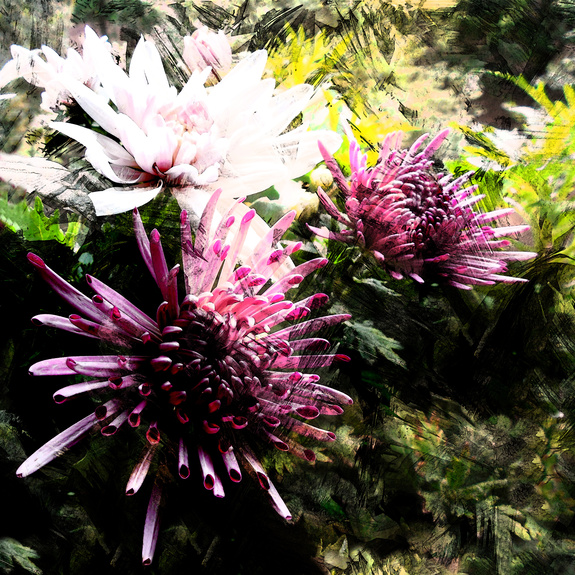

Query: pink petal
[[126, 443, 157, 495], [142, 482, 162, 566], [53, 380, 110, 403], [16, 400, 121, 477], [178, 438, 190, 479], [27, 253, 106, 324], [31, 314, 98, 339]]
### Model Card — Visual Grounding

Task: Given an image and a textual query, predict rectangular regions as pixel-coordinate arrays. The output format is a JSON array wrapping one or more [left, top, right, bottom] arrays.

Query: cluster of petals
[[0, 25, 341, 217], [18, 188, 352, 565], [0, 29, 110, 110], [310, 130, 536, 289]]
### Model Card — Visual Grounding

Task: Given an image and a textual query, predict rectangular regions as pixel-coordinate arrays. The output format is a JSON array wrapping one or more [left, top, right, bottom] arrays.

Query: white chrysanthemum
[[1, 26, 341, 217]]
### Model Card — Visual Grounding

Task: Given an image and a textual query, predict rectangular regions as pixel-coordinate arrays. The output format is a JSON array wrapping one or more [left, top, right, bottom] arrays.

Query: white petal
[[207, 51, 270, 127], [1, 46, 57, 89], [255, 83, 314, 136], [129, 37, 169, 91], [176, 67, 211, 105], [210, 50, 267, 99], [89, 182, 163, 216], [168, 155, 221, 185], [57, 76, 123, 139], [40, 45, 65, 71], [51, 121, 141, 184], [276, 128, 343, 176], [209, 78, 276, 137], [82, 30, 129, 109]]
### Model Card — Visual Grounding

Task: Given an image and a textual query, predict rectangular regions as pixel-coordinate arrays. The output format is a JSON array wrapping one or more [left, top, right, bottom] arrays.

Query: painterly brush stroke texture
[[1, 1, 575, 574]]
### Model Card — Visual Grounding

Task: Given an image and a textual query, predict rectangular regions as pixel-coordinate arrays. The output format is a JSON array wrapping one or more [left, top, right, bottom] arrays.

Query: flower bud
[[310, 166, 333, 190], [183, 22, 232, 83]]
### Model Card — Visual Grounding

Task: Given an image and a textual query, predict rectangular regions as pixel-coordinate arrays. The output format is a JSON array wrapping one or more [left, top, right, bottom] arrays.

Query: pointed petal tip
[[317, 139, 330, 154]]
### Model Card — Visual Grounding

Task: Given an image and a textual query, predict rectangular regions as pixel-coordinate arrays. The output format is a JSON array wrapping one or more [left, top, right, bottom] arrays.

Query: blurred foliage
[[71, 0, 162, 31], [454, 0, 575, 81], [453, 74, 575, 260]]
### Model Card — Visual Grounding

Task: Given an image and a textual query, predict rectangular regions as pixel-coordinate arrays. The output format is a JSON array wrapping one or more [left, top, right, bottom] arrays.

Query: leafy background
[[2, 0, 575, 574]]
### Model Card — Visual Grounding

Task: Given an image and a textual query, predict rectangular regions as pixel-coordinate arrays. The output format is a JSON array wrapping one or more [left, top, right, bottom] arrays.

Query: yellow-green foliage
[[265, 26, 350, 90], [265, 26, 414, 165], [504, 73, 575, 158], [453, 75, 575, 261], [0, 194, 84, 249]]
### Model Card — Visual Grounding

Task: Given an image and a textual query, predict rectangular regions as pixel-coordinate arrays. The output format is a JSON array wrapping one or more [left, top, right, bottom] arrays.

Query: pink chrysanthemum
[[18, 189, 352, 565], [310, 129, 536, 289]]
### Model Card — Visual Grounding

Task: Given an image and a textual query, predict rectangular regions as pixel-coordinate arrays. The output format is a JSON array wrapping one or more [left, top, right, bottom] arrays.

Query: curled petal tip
[[309, 293, 329, 308], [27, 253, 45, 268]]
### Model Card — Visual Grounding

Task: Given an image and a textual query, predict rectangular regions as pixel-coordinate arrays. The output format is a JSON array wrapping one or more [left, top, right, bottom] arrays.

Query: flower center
[[169, 101, 214, 136], [140, 304, 277, 448]]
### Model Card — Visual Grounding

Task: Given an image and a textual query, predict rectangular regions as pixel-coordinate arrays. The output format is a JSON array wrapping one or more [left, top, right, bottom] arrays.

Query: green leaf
[[344, 320, 406, 368], [0, 196, 82, 249], [0, 538, 42, 574]]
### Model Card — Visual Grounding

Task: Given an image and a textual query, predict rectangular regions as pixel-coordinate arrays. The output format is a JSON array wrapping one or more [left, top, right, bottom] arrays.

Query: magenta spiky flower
[[18, 189, 352, 565], [310, 129, 536, 289]]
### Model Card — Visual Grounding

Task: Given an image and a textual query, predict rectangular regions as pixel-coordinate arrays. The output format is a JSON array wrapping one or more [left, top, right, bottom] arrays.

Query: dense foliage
[[1, 1, 575, 574]]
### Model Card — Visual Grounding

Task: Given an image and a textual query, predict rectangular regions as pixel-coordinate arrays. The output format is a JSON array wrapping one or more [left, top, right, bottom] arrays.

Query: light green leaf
[[0, 195, 83, 249]]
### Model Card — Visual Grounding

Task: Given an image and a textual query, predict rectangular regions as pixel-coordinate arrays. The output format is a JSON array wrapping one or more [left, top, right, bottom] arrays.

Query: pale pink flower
[[0, 29, 110, 111], [2, 26, 341, 217]]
